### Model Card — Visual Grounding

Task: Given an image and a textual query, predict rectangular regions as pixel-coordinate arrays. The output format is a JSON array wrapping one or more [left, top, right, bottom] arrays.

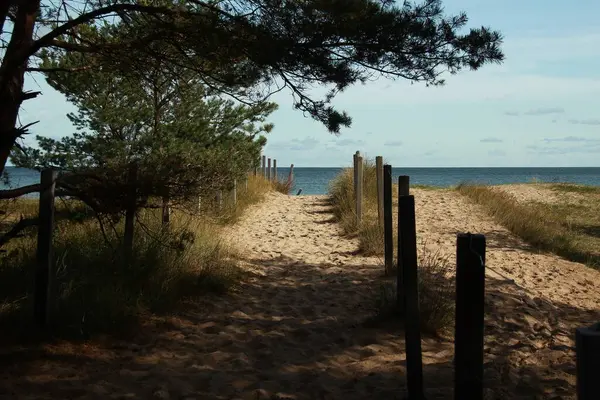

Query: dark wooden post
[[455, 233, 486, 400], [576, 322, 600, 399], [162, 197, 170, 227], [396, 175, 411, 309], [399, 175, 410, 196], [273, 159, 277, 181], [267, 158, 272, 181], [353, 151, 360, 201], [383, 164, 393, 275], [376, 156, 384, 228], [356, 155, 363, 224], [34, 169, 57, 328], [262, 155, 266, 177], [123, 163, 137, 264], [398, 195, 424, 399]]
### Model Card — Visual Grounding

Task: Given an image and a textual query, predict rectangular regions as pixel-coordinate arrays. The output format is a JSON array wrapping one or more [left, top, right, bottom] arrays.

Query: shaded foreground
[[0, 191, 598, 399]]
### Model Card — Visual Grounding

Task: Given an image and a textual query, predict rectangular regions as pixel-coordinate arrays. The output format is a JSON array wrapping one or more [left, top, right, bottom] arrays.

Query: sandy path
[[1, 190, 599, 399], [413, 188, 600, 399]]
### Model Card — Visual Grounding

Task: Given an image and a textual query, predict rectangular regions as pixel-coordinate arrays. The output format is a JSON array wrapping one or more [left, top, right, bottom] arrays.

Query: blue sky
[[19, 0, 600, 168]]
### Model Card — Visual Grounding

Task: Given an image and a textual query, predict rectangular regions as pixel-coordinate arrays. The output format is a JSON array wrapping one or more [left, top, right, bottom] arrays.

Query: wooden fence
[[6, 154, 294, 329], [351, 152, 597, 399]]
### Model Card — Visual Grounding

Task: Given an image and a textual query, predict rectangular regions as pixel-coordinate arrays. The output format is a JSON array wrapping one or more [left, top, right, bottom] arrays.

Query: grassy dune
[[457, 182, 600, 268], [0, 174, 274, 339]]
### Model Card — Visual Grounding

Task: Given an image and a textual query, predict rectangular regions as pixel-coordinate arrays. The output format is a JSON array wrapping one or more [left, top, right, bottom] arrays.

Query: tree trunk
[[0, 0, 41, 176]]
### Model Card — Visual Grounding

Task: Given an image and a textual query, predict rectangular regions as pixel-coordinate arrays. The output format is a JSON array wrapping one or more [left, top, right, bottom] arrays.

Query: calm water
[[278, 167, 600, 195], [4, 167, 600, 196]]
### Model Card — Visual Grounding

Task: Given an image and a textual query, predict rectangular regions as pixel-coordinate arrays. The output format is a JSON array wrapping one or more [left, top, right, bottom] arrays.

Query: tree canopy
[[0, 0, 504, 176], [12, 47, 276, 215]]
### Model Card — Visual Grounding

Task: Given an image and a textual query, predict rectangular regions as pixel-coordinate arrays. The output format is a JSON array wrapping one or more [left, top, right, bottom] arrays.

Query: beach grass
[[457, 183, 600, 268], [0, 174, 272, 339]]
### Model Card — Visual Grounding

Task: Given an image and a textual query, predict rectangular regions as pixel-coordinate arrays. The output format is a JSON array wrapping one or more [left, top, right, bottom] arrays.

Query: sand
[[1, 189, 599, 399]]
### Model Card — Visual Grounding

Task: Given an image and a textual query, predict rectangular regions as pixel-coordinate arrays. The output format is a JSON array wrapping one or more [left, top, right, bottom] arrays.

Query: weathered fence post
[[455, 233, 486, 400], [398, 195, 424, 399], [245, 172, 249, 191], [288, 164, 294, 184], [215, 190, 223, 211], [161, 197, 170, 226], [231, 179, 237, 206], [576, 322, 600, 400], [356, 155, 363, 224], [396, 175, 411, 307], [273, 159, 277, 181], [34, 168, 57, 328], [399, 175, 410, 196], [383, 164, 393, 275], [376, 156, 384, 228], [353, 151, 360, 201], [123, 162, 137, 265], [267, 158, 272, 181], [262, 155, 266, 177]]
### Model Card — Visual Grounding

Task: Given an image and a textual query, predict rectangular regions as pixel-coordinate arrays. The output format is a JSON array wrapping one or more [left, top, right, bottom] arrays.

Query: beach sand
[[1, 189, 599, 399]]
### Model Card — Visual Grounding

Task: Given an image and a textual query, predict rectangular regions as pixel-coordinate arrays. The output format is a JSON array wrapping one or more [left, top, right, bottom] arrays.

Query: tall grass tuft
[[272, 177, 294, 195], [371, 247, 455, 335], [328, 160, 383, 255]]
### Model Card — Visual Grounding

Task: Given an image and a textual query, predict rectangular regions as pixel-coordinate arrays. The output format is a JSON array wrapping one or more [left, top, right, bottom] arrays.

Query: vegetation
[[329, 162, 380, 253], [329, 163, 454, 334], [0, 174, 272, 339], [2, 0, 504, 177], [457, 183, 600, 268], [372, 249, 455, 335], [12, 49, 276, 217]]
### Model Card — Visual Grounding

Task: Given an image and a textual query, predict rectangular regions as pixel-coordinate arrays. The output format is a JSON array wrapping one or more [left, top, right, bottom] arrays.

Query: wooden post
[[383, 164, 393, 275], [455, 233, 486, 400], [267, 158, 272, 181], [288, 164, 294, 184], [34, 168, 57, 328], [356, 155, 363, 224], [576, 322, 600, 400], [399, 175, 410, 196], [273, 159, 277, 181], [398, 195, 424, 399], [123, 163, 137, 265], [376, 156, 384, 228], [353, 151, 360, 202], [262, 155, 266, 177], [161, 197, 170, 226], [215, 190, 223, 211], [231, 179, 237, 205], [245, 173, 249, 191]]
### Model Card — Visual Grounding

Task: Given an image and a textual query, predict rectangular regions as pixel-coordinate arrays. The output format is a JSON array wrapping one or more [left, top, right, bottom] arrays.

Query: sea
[[4, 166, 600, 196]]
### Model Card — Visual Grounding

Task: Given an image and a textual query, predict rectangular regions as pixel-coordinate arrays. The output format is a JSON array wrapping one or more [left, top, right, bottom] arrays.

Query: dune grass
[[0, 174, 272, 340], [329, 162, 455, 334], [457, 183, 600, 268], [329, 162, 383, 255]]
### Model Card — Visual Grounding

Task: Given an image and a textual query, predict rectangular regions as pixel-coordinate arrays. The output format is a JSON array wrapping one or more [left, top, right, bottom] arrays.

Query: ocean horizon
[[5, 166, 600, 196]]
